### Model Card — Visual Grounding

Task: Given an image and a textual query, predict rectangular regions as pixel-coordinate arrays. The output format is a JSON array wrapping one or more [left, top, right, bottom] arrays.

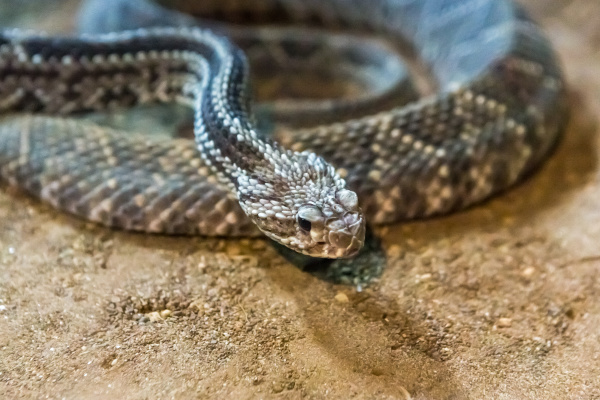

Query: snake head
[[293, 189, 366, 258], [238, 151, 366, 258]]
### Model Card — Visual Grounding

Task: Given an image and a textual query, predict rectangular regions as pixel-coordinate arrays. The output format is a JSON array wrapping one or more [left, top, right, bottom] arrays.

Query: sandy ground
[[1, 1, 600, 399]]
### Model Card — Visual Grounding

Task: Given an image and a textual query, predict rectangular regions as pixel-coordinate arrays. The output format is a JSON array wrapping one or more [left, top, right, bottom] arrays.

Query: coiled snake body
[[0, 0, 567, 258]]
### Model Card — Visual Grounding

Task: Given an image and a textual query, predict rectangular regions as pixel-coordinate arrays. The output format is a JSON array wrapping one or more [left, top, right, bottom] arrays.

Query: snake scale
[[0, 0, 567, 258]]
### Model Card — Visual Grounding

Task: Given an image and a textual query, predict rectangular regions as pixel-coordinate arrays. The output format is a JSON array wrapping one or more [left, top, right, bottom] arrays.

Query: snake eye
[[297, 205, 324, 233], [298, 216, 312, 232]]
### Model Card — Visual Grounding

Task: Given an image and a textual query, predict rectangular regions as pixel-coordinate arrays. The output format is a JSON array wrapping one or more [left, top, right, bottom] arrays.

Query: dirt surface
[[1, 1, 600, 399]]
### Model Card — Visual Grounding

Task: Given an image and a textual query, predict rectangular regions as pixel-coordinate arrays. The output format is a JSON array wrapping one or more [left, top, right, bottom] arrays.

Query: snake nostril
[[342, 213, 365, 240], [348, 221, 363, 236]]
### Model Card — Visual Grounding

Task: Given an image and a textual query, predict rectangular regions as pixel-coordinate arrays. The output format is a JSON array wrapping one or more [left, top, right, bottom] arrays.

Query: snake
[[0, 0, 567, 259]]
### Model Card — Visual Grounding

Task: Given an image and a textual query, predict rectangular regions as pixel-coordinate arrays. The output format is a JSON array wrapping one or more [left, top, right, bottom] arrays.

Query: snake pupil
[[298, 217, 312, 232]]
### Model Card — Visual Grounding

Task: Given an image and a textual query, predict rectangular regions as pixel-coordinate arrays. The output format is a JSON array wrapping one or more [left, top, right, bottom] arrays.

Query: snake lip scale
[[0, 0, 567, 259]]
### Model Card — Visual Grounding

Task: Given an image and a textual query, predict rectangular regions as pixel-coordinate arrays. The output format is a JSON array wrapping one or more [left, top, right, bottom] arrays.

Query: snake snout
[[328, 212, 365, 257]]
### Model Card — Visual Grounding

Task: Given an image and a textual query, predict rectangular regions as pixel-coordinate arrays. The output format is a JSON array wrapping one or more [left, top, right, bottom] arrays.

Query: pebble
[[147, 312, 162, 322], [334, 292, 349, 303], [388, 245, 402, 258], [250, 240, 267, 251], [496, 317, 513, 328], [522, 267, 536, 277]]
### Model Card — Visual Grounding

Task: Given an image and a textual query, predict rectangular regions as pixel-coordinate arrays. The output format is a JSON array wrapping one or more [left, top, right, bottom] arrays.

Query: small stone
[[388, 245, 402, 258], [251, 240, 267, 251], [147, 311, 162, 322], [522, 267, 535, 277], [197, 257, 207, 271], [188, 300, 204, 313], [497, 317, 512, 328], [160, 309, 172, 319], [271, 381, 285, 393], [334, 292, 349, 303], [252, 377, 263, 385]]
